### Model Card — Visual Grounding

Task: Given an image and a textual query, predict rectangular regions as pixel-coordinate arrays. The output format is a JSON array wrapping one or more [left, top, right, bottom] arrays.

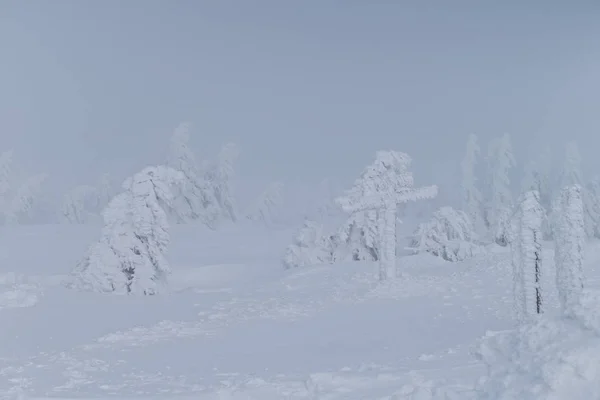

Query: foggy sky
[[1, 1, 600, 198]]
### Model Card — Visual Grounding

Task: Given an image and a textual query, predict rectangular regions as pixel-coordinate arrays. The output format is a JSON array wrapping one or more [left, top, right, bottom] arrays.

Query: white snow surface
[[2, 223, 600, 399]]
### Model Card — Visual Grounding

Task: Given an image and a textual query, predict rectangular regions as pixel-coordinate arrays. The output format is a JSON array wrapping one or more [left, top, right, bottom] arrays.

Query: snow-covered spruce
[[5, 172, 47, 225], [485, 133, 516, 246], [283, 219, 332, 268], [335, 151, 437, 280], [67, 166, 184, 295], [407, 206, 481, 262], [246, 181, 284, 226], [553, 185, 585, 317], [511, 190, 544, 324], [461, 133, 484, 233], [166, 122, 220, 228], [204, 142, 239, 223]]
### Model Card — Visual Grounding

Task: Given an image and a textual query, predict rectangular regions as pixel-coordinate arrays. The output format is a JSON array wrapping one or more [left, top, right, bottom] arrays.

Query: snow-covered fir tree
[[461, 134, 484, 232], [68, 166, 184, 295], [511, 190, 544, 324], [408, 206, 480, 262], [0, 150, 13, 211], [246, 181, 284, 226], [329, 210, 380, 262], [61, 185, 99, 224], [283, 219, 332, 268], [553, 185, 585, 317], [205, 142, 239, 223], [166, 122, 219, 227], [486, 133, 516, 246], [96, 173, 114, 212]]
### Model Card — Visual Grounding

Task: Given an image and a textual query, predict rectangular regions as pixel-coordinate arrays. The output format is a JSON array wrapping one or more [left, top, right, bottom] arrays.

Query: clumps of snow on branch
[[67, 166, 183, 295], [283, 220, 332, 269], [407, 206, 481, 262]]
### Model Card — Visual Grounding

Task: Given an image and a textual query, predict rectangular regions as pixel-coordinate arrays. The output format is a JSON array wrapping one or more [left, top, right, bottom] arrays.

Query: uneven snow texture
[[476, 290, 600, 400]]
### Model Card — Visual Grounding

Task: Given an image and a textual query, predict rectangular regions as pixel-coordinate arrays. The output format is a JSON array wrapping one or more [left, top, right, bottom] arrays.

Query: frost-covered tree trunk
[[554, 185, 585, 317], [518, 190, 544, 319], [486, 133, 516, 245], [461, 134, 484, 232], [68, 166, 184, 295]]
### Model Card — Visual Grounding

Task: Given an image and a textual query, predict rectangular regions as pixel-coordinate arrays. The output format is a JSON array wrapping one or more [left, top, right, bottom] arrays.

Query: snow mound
[[475, 290, 600, 400]]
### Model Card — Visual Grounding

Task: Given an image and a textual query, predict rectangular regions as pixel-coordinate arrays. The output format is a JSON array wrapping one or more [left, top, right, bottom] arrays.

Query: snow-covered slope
[[1, 223, 599, 399]]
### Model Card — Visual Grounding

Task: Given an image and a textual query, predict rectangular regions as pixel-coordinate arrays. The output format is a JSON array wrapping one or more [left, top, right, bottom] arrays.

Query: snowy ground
[[1, 223, 598, 399]]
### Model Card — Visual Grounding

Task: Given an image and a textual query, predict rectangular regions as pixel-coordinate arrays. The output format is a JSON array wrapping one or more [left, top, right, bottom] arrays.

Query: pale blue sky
[[1, 1, 599, 197]]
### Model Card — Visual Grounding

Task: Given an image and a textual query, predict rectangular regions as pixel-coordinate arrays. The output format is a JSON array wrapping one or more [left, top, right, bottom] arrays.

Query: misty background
[[1, 1, 599, 217]]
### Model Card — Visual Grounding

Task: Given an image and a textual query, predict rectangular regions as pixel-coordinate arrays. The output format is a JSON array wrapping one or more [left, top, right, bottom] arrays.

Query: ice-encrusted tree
[[283, 219, 332, 268], [407, 206, 481, 262], [461, 134, 484, 232], [486, 133, 516, 246], [560, 142, 583, 189], [61, 185, 98, 224], [166, 122, 219, 227], [205, 142, 239, 223], [68, 166, 184, 295], [335, 151, 437, 280], [511, 190, 544, 324], [329, 210, 380, 262], [5, 173, 47, 225], [553, 185, 585, 317], [246, 181, 284, 226]]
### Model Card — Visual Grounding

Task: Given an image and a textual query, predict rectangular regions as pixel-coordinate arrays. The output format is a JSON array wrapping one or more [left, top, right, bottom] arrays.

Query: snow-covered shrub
[[283, 220, 332, 268], [408, 206, 481, 262], [330, 210, 380, 262], [67, 166, 183, 295]]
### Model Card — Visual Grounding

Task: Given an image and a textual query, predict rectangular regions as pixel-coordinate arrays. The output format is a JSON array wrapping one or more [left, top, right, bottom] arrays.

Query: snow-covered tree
[[511, 190, 544, 324], [486, 133, 516, 246], [560, 142, 583, 189], [205, 142, 239, 223], [246, 182, 284, 226], [584, 178, 600, 238], [61, 185, 98, 224], [407, 206, 481, 262], [553, 185, 585, 317], [5, 173, 47, 225], [0, 150, 13, 210], [461, 134, 484, 232], [96, 173, 114, 211], [329, 210, 380, 262], [166, 122, 219, 227], [68, 166, 184, 295], [283, 220, 332, 268], [335, 151, 437, 280]]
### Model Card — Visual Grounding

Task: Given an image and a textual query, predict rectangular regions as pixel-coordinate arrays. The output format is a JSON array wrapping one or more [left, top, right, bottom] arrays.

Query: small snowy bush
[[408, 206, 481, 262], [283, 220, 332, 268]]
